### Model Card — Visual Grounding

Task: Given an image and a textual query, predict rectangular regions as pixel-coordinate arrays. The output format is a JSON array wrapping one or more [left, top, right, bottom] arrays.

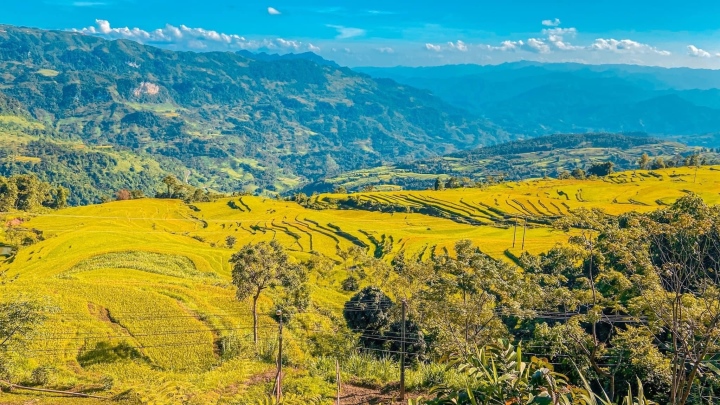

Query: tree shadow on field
[[78, 341, 147, 367]]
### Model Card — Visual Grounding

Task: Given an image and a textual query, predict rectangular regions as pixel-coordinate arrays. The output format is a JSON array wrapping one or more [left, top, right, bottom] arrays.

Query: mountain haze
[[357, 63, 720, 143]]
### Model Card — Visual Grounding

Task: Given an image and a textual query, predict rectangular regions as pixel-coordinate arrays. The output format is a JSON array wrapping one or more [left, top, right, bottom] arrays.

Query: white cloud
[[425, 43, 442, 52], [541, 18, 561, 27], [267, 7, 281, 15], [496, 40, 521, 51], [687, 45, 711, 58], [377, 47, 395, 53], [590, 38, 671, 55], [448, 40, 468, 52], [326, 25, 366, 39], [526, 38, 550, 53], [74, 19, 318, 53], [542, 27, 582, 51], [308, 43, 321, 52], [485, 39, 548, 53]]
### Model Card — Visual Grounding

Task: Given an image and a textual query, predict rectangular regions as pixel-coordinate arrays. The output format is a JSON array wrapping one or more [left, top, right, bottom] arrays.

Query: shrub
[[30, 365, 54, 386], [341, 276, 359, 292]]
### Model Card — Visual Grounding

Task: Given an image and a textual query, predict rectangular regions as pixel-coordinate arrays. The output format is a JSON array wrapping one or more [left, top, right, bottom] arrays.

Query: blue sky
[[4, 0, 720, 67]]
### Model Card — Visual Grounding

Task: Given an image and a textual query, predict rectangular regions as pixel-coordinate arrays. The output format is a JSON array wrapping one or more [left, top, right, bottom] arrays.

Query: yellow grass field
[[1, 166, 719, 403]]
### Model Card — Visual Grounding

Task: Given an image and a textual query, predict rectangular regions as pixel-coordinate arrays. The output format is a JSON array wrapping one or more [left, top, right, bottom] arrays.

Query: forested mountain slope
[[0, 25, 505, 203]]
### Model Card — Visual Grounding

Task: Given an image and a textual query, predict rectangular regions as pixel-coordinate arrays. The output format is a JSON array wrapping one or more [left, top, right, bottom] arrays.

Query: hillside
[[307, 133, 720, 192], [0, 25, 505, 203], [2, 166, 720, 403], [356, 62, 720, 143]]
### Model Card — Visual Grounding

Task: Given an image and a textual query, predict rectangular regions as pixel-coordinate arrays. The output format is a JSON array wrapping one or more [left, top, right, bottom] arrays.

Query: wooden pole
[[522, 217, 527, 251], [0, 380, 109, 400], [336, 359, 341, 405], [274, 309, 283, 402], [512, 217, 517, 248], [400, 299, 407, 402]]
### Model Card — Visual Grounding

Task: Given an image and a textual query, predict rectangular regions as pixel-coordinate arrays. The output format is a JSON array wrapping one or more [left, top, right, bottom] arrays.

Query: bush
[[219, 332, 253, 360], [343, 286, 394, 349], [30, 365, 54, 386], [341, 276, 359, 292]]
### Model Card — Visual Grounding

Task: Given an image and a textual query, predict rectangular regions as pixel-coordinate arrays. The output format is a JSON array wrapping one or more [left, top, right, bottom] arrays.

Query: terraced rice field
[[1, 166, 719, 403]]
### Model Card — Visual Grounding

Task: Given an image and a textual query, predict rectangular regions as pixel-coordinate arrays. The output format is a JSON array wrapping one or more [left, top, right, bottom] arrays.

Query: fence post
[[400, 299, 407, 402], [336, 358, 341, 405], [274, 309, 283, 402]]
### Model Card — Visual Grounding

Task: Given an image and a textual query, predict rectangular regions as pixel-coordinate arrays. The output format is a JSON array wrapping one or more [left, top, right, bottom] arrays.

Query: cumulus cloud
[[377, 47, 395, 53], [326, 25, 366, 39], [484, 39, 548, 53], [425, 43, 442, 52], [542, 27, 582, 51], [526, 38, 550, 53], [590, 38, 671, 55], [687, 45, 711, 58], [448, 40, 468, 52], [542, 18, 561, 27], [267, 7, 281, 15], [74, 19, 318, 52]]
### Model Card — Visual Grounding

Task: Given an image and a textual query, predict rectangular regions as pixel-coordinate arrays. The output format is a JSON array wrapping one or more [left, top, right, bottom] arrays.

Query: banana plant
[[421, 339, 572, 405]]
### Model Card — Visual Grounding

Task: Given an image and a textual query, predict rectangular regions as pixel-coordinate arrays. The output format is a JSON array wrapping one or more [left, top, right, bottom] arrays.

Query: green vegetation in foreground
[[1, 166, 720, 404]]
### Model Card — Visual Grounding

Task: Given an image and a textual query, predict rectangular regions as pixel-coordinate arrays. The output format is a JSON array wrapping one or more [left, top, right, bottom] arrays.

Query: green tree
[[0, 177, 18, 212], [434, 177, 445, 191], [415, 240, 529, 356], [162, 175, 178, 197], [650, 157, 666, 170], [230, 241, 306, 345], [638, 153, 650, 170], [0, 272, 45, 373], [13, 175, 50, 212], [225, 235, 237, 249], [343, 286, 394, 349], [587, 162, 614, 177], [52, 186, 69, 209], [445, 177, 461, 189], [571, 168, 586, 179]]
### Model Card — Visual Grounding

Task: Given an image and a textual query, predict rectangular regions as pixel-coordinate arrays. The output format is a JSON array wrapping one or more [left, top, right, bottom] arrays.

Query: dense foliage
[[0, 174, 66, 212], [376, 194, 720, 404]]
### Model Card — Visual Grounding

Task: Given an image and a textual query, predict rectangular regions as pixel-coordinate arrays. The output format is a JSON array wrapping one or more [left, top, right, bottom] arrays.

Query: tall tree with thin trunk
[[230, 241, 305, 345]]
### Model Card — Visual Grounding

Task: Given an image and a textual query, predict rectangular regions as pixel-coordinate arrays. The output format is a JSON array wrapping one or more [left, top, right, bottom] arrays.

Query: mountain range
[[357, 63, 720, 144], [2, 24, 720, 204], [0, 24, 504, 203]]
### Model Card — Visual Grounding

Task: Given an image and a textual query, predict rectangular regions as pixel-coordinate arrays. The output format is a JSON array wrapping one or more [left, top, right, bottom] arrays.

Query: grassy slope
[[1, 166, 720, 403]]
